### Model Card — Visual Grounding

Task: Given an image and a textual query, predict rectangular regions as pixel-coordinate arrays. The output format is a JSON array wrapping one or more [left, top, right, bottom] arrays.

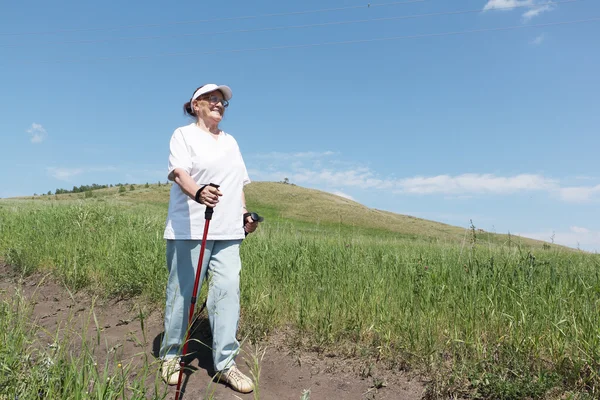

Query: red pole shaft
[[174, 218, 211, 400]]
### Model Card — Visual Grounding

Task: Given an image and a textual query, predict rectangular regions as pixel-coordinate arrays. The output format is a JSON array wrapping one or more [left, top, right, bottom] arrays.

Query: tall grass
[[0, 200, 167, 300], [0, 286, 167, 399], [1, 199, 599, 398]]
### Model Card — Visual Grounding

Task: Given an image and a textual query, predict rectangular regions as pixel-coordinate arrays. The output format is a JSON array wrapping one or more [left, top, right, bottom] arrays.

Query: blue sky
[[1, 0, 599, 252]]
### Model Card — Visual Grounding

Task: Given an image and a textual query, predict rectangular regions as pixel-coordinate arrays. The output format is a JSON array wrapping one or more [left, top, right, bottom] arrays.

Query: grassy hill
[[2, 181, 598, 398], [16, 180, 563, 251]]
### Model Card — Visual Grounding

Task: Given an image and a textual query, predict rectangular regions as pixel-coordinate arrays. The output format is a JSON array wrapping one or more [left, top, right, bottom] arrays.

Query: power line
[[11, 17, 598, 65], [0, 0, 582, 48], [0, 0, 427, 37]]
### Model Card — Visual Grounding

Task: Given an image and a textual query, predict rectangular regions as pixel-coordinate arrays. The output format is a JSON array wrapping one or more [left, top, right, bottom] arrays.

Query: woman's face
[[195, 90, 227, 124]]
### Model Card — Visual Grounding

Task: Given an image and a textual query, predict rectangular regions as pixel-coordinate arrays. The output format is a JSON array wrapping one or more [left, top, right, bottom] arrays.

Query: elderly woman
[[160, 83, 257, 394]]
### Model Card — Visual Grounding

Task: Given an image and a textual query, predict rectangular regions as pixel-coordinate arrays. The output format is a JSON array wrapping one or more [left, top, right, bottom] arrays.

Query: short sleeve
[[241, 152, 251, 186], [234, 139, 251, 186], [167, 129, 192, 180]]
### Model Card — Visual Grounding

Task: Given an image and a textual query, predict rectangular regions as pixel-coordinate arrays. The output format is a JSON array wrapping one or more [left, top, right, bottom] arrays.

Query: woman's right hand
[[200, 185, 222, 207]]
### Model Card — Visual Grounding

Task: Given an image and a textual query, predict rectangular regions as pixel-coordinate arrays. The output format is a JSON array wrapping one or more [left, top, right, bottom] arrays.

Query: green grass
[[24, 182, 560, 249], [0, 200, 167, 300], [0, 286, 167, 399], [1, 185, 599, 398]]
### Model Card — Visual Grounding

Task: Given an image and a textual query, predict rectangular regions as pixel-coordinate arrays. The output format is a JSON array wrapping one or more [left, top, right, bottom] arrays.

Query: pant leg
[[160, 239, 214, 359], [206, 239, 243, 371]]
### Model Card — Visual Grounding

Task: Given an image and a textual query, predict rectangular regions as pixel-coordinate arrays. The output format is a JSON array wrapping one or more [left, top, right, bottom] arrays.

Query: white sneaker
[[161, 357, 181, 385], [217, 365, 254, 393]]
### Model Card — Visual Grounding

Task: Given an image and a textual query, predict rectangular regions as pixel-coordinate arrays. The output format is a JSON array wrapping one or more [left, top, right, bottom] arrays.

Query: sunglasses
[[200, 95, 229, 108]]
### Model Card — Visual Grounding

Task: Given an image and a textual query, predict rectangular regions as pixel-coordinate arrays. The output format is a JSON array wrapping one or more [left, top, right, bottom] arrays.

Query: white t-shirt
[[163, 123, 251, 240]]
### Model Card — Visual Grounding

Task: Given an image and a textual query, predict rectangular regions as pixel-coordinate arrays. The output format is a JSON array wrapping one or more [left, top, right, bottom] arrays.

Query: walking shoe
[[161, 357, 181, 385], [217, 365, 254, 393]]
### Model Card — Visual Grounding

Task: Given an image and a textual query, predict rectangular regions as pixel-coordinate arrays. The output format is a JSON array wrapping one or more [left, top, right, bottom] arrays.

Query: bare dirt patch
[[0, 264, 425, 400]]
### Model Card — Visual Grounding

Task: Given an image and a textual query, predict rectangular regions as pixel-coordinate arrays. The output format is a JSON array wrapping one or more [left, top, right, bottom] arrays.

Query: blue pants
[[160, 239, 243, 372]]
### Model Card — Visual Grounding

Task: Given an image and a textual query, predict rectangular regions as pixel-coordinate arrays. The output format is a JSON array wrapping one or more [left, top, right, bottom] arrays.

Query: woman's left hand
[[244, 214, 258, 234]]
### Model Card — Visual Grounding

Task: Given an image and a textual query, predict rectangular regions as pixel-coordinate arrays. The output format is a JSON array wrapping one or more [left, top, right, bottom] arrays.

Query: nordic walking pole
[[193, 210, 264, 322], [174, 183, 219, 400]]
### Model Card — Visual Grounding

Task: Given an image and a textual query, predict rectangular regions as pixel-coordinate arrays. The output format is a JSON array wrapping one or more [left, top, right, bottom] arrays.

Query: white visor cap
[[191, 84, 233, 103]]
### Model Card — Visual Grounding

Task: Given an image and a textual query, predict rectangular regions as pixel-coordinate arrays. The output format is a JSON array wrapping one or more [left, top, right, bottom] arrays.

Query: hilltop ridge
[[7, 180, 563, 250]]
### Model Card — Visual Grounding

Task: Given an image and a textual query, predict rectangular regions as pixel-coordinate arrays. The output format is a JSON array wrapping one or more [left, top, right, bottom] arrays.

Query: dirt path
[[0, 264, 425, 400]]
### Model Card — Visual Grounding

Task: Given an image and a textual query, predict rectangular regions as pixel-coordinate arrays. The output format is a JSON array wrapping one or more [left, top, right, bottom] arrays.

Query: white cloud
[[530, 33, 545, 45], [248, 151, 600, 204], [573, 175, 599, 181], [331, 190, 355, 201], [397, 173, 556, 194], [262, 168, 563, 196], [571, 226, 590, 234], [517, 226, 600, 252], [522, 3, 554, 21], [290, 167, 394, 190], [483, 0, 533, 12], [558, 185, 600, 203], [27, 123, 47, 144], [47, 167, 84, 181], [482, 0, 557, 21]]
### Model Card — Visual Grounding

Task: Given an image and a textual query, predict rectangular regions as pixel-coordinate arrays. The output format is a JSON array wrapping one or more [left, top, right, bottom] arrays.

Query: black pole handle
[[204, 183, 220, 220], [249, 212, 264, 223], [243, 212, 264, 236]]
